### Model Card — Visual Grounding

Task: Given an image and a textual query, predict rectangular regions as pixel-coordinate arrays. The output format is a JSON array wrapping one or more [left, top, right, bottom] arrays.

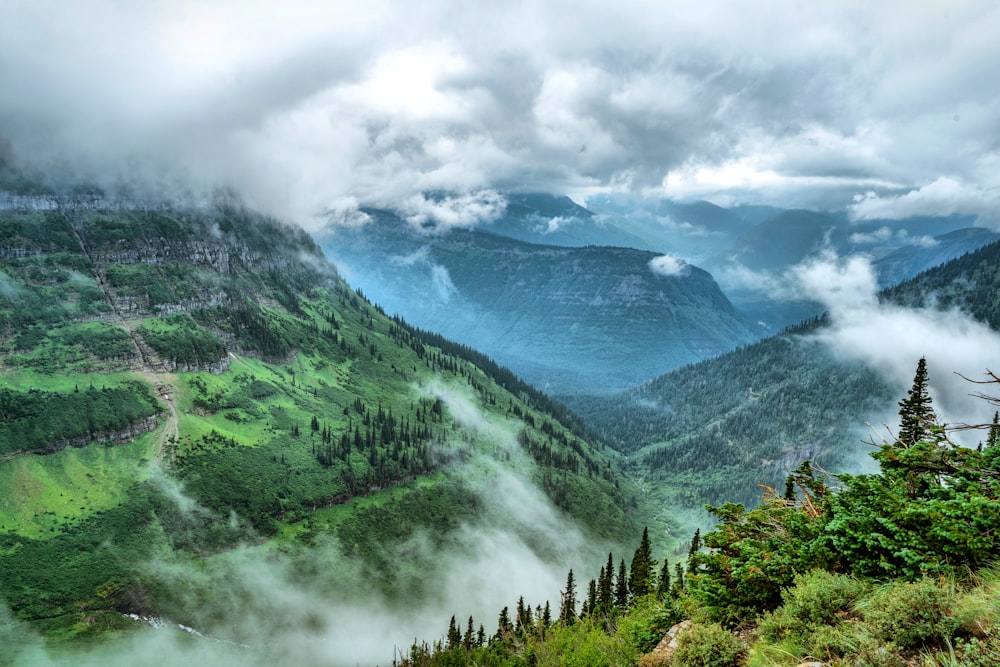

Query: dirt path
[[65, 209, 179, 463]]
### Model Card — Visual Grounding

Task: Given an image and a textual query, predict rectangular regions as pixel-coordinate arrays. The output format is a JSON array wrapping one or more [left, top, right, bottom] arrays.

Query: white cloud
[[2, 1, 1000, 222], [848, 226, 939, 248], [398, 191, 507, 232], [649, 254, 688, 277], [849, 177, 1000, 226], [798, 253, 1000, 441]]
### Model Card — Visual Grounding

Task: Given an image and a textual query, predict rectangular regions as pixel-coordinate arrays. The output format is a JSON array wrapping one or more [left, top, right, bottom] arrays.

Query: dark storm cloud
[[2, 0, 999, 228]]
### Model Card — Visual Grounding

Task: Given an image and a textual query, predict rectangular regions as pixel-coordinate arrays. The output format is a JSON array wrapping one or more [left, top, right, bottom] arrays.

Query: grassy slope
[[0, 202, 643, 646]]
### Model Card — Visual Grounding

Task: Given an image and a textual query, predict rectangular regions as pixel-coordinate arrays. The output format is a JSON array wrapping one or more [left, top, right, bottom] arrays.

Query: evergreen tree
[[672, 561, 685, 597], [495, 607, 512, 642], [476, 625, 486, 647], [447, 615, 461, 650], [597, 553, 613, 614], [541, 600, 552, 630], [615, 558, 629, 608], [462, 616, 474, 650], [987, 411, 1000, 449], [585, 578, 597, 617], [629, 526, 655, 597], [558, 569, 577, 624], [687, 528, 701, 574], [515, 596, 528, 635], [655, 560, 671, 599], [898, 357, 937, 445]]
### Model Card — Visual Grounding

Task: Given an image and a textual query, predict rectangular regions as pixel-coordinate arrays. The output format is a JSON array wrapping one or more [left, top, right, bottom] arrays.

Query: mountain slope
[[322, 211, 757, 394], [0, 197, 640, 659], [569, 239, 1000, 527]]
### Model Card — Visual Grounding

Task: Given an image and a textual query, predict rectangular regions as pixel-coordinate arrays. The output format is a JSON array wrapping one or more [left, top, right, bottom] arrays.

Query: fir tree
[[656, 561, 671, 599], [558, 569, 577, 624], [585, 578, 598, 617], [495, 607, 512, 642], [687, 528, 701, 574], [447, 615, 461, 650], [987, 411, 1000, 449], [462, 616, 474, 650], [629, 526, 655, 597], [615, 558, 629, 608], [672, 561, 685, 597], [597, 553, 614, 614], [898, 357, 937, 445]]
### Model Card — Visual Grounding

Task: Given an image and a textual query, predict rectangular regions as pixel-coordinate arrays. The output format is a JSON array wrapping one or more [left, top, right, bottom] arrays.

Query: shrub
[[672, 622, 745, 667], [861, 579, 960, 650]]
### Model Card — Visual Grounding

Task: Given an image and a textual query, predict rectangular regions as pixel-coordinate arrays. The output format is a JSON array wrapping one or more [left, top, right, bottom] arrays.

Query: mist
[[793, 253, 1000, 444], [1, 375, 609, 667]]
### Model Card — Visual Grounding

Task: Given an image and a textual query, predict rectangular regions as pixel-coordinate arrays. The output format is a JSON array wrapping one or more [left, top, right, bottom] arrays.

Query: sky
[[2, 0, 999, 230]]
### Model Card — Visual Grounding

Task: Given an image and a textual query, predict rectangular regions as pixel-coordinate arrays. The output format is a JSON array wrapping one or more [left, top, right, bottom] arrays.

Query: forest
[[402, 359, 1000, 666]]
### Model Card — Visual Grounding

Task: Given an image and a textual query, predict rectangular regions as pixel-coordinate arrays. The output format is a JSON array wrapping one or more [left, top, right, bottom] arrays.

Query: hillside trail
[[64, 208, 179, 464]]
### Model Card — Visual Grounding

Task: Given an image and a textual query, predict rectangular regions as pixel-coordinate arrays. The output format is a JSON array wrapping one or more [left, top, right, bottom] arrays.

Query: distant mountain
[[478, 193, 651, 249], [321, 210, 758, 394], [873, 226, 1000, 286], [569, 239, 1000, 530], [713, 209, 838, 271]]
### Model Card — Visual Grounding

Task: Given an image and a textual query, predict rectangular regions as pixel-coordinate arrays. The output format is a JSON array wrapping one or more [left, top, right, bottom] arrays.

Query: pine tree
[[559, 569, 577, 624], [687, 528, 701, 574], [656, 561, 671, 599], [597, 553, 614, 615], [672, 562, 685, 597], [987, 411, 1000, 449], [515, 596, 528, 635], [898, 357, 937, 445], [629, 526, 655, 597], [447, 615, 461, 650], [541, 600, 552, 630], [462, 616, 474, 650], [615, 558, 630, 609], [476, 625, 486, 647], [585, 578, 598, 617], [495, 607, 512, 642]]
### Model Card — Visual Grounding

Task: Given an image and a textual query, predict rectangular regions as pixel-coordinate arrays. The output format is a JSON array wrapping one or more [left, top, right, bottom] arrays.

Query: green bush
[[758, 569, 868, 651], [672, 622, 745, 667], [861, 580, 960, 650], [615, 594, 682, 654]]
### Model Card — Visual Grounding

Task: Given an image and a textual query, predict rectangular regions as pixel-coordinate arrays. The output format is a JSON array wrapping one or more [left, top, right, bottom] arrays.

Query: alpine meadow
[[3, 2, 1000, 666]]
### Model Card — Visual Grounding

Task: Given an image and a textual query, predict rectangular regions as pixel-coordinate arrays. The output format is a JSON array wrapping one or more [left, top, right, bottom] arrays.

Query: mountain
[[568, 239, 1000, 529], [0, 196, 640, 661], [873, 226, 1000, 286], [321, 210, 758, 395]]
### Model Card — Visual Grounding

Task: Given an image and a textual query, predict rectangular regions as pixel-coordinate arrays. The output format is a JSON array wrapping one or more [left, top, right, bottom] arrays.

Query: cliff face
[[322, 212, 756, 394], [0, 199, 332, 386]]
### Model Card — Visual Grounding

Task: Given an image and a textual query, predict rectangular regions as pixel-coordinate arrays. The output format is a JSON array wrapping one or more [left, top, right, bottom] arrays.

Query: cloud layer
[[2, 1, 1000, 228]]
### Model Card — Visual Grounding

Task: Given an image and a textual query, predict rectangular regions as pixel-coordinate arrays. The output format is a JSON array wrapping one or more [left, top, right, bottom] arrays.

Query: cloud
[[2, 1, 999, 225], [848, 226, 939, 248], [796, 253, 1000, 442], [849, 178, 1000, 226], [397, 190, 507, 232], [648, 254, 688, 277]]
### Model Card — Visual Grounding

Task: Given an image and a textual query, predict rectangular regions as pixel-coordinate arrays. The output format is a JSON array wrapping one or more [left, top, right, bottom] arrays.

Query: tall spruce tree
[[687, 528, 701, 574], [559, 569, 577, 624], [597, 553, 614, 615], [656, 560, 671, 599], [615, 558, 630, 608], [987, 411, 1000, 449], [898, 357, 937, 445], [629, 526, 655, 597]]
